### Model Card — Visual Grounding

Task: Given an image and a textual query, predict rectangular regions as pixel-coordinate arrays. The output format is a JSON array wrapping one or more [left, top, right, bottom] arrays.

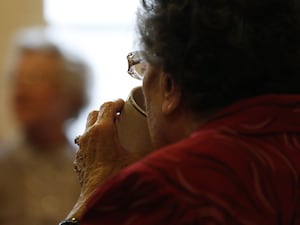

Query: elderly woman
[[60, 0, 300, 224]]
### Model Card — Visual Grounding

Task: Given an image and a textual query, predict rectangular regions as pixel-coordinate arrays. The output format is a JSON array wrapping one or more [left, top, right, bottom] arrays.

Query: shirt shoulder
[[82, 128, 300, 224]]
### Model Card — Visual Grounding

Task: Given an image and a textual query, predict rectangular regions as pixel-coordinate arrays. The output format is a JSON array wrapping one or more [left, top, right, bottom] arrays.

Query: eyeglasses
[[127, 51, 148, 80]]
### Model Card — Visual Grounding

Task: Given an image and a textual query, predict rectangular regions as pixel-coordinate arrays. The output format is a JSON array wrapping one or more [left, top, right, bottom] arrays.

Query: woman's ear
[[160, 73, 181, 115]]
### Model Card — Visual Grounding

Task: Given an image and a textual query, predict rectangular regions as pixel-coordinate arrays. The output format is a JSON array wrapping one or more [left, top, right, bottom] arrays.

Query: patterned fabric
[[81, 94, 300, 225]]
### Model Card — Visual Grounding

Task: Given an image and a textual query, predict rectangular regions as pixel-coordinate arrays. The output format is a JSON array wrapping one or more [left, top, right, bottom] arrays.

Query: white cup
[[116, 86, 153, 156]]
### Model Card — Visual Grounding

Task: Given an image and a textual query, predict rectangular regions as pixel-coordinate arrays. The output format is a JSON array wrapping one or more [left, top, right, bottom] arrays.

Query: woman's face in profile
[[142, 64, 170, 149]]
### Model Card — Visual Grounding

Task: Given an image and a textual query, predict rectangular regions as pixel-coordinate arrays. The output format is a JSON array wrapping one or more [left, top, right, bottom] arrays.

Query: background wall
[[0, 0, 141, 144], [0, 0, 45, 142]]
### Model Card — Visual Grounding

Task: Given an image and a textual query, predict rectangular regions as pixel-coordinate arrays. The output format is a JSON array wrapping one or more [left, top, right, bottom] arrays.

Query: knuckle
[[87, 110, 98, 118], [99, 101, 113, 111]]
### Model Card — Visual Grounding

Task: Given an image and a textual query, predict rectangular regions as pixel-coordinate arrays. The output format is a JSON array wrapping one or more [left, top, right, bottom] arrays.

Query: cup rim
[[128, 87, 147, 117]]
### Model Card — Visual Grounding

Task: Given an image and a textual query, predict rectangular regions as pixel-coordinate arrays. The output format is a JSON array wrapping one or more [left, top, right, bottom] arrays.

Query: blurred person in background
[[0, 27, 91, 225]]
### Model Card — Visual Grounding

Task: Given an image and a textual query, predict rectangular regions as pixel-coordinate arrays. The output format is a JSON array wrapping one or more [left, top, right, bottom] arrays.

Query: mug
[[116, 86, 153, 156]]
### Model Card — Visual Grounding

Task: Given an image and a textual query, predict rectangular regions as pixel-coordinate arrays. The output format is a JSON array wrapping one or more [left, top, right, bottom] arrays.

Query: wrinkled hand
[[68, 99, 140, 219]]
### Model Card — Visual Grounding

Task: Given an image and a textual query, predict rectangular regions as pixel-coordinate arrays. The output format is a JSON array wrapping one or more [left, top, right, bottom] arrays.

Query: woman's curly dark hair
[[137, 0, 300, 111]]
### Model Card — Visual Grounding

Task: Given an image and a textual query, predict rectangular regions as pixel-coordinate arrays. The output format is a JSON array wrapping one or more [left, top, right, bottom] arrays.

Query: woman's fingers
[[85, 110, 99, 130], [84, 99, 124, 130], [96, 99, 124, 124], [73, 99, 126, 187]]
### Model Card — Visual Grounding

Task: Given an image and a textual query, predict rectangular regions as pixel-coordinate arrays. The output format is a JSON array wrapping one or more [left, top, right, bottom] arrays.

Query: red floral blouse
[[80, 94, 300, 225]]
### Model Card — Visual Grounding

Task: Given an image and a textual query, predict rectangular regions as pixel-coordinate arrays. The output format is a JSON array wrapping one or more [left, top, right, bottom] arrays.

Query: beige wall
[[0, 0, 45, 143], [0, 0, 45, 66]]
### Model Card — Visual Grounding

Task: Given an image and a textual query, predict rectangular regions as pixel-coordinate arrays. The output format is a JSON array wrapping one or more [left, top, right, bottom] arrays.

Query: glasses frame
[[127, 51, 147, 80]]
